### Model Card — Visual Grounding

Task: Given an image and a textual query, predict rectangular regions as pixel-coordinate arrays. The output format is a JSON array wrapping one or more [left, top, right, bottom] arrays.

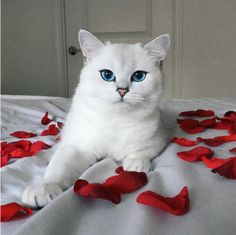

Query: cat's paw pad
[[123, 158, 150, 173], [21, 183, 63, 209]]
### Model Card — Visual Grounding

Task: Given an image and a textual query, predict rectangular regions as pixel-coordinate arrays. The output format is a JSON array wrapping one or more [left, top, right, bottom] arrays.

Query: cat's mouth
[[113, 97, 130, 104]]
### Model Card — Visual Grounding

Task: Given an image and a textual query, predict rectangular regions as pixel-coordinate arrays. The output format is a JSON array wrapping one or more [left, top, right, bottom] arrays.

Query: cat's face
[[78, 30, 170, 110]]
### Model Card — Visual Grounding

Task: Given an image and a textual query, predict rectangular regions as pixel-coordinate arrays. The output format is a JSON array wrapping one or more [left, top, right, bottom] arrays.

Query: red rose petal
[[215, 112, 236, 131], [213, 120, 233, 130], [10, 140, 32, 152], [203, 156, 236, 179], [230, 147, 236, 153], [74, 179, 89, 190], [115, 166, 124, 174], [197, 135, 236, 147], [179, 109, 215, 117], [216, 118, 235, 125], [177, 146, 214, 162], [30, 141, 51, 155], [55, 136, 61, 142], [10, 131, 37, 139], [179, 119, 206, 134], [1, 202, 32, 221], [2, 140, 31, 157], [223, 111, 236, 122], [1, 142, 9, 158], [216, 135, 236, 142], [200, 117, 217, 127], [1, 142, 8, 150], [224, 111, 236, 117], [202, 157, 229, 169], [74, 179, 121, 204], [197, 137, 223, 147], [171, 137, 198, 147], [212, 158, 236, 179], [1, 154, 10, 167], [1, 146, 18, 157], [104, 168, 147, 194], [0, 140, 52, 166], [41, 124, 60, 136], [136, 186, 190, 216], [228, 124, 236, 135], [57, 122, 64, 129], [1, 140, 33, 160], [2, 140, 31, 155], [196, 109, 215, 117], [179, 111, 196, 116], [10, 149, 33, 158], [41, 112, 52, 125]]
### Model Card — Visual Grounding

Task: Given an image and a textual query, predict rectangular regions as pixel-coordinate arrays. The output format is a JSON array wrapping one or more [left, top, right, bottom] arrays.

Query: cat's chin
[[110, 98, 141, 112]]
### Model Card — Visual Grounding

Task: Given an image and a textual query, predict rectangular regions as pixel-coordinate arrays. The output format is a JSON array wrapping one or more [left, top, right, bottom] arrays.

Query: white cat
[[22, 30, 170, 208]]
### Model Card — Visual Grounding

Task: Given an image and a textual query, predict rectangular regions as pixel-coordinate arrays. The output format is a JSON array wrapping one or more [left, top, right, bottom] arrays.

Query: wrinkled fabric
[[1, 95, 236, 235]]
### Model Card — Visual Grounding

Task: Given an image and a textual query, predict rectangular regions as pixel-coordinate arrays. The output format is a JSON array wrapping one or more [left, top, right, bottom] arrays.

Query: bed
[[1, 95, 236, 235]]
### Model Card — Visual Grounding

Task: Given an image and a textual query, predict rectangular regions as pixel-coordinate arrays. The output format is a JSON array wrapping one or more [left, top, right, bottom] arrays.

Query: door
[[2, 0, 67, 97], [64, 0, 173, 98]]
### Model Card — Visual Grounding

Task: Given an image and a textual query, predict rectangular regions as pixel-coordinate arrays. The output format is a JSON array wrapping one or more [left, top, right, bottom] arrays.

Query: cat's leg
[[22, 146, 96, 208], [123, 131, 169, 173], [123, 146, 163, 173]]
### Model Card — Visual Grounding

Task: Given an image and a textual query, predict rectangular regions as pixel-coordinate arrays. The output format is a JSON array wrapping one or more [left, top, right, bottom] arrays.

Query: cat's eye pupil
[[100, 69, 116, 82], [131, 71, 147, 82], [135, 72, 143, 79]]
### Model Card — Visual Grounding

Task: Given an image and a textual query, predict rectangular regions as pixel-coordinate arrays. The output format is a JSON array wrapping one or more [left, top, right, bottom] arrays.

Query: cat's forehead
[[95, 43, 150, 71], [104, 43, 144, 61]]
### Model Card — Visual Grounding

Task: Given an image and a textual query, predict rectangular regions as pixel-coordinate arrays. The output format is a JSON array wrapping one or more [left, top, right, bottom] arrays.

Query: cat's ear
[[144, 34, 170, 61], [78, 29, 104, 61]]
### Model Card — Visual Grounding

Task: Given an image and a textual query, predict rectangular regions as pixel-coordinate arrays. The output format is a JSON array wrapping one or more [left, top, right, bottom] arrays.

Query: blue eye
[[100, 69, 116, 82], [131, 71, 147, 82]]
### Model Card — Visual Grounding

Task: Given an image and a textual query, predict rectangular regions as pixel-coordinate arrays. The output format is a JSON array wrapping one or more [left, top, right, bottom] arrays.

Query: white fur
[[22, 30, 170, 208]]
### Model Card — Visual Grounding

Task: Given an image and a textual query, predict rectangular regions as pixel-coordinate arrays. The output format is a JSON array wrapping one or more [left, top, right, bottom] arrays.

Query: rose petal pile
[[74, 167, 148, 204], [1, 112, 64, 221], [1, 140, 51, 167], [176, 109, 236, 179], [178, 110, 236, 135], [74, 167, 190, 216], [74, 179, 121, 204], [1, 112, 63, 168], [2, 109, 235, 222]]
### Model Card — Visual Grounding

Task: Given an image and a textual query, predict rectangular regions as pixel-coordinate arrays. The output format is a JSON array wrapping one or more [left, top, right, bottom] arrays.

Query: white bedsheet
[[1, 95, 236, 235]]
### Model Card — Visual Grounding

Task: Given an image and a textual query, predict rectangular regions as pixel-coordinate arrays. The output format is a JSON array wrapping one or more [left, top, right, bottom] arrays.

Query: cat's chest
[[66, 102, 160, 159], [87, 114, 142, 140], [80, 111, 158, 156]]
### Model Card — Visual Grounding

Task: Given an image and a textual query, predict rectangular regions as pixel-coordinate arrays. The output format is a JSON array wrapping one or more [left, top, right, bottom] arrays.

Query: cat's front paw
[[123, 158, 151, 173], [21, 183, 63, 209]]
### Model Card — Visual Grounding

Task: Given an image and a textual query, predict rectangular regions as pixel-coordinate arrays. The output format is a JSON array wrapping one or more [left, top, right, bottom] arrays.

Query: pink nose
[[117, 88, 129, 97]]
